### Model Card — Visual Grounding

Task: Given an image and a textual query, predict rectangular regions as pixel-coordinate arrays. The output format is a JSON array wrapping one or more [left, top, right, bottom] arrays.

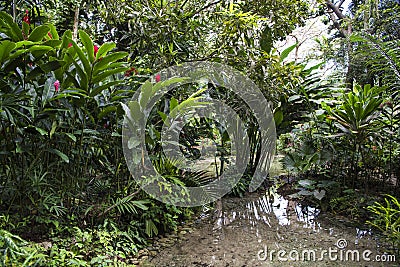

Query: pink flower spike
[[94, 45, 99, 57], [155, 74, 161, 83], [23, 10, 30, 25], [54, 80, 60, 93]]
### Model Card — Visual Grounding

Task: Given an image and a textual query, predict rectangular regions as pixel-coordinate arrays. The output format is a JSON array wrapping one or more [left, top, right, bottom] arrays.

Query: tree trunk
[[345, 24, 353, 89], [12, 0, 17, 21], [326, 0, 353, 88], [72, 5, 80, 41]]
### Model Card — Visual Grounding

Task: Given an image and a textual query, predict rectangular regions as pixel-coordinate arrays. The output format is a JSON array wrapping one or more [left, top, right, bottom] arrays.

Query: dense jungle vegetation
[[0, 0, 399, 265]]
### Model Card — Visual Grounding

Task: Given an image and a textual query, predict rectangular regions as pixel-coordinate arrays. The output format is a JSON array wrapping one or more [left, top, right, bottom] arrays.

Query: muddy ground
[[145, 188, 397, 267]]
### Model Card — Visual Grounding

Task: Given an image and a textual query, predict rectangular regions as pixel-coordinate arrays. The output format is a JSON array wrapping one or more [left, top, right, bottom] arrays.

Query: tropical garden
[[0, 0, 399, 266]]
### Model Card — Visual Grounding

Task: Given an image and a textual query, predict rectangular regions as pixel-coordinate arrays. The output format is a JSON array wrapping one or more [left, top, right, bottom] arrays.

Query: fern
[[100, 194, 149, 216], [87, 179, 111, 198], [114, 196, 149, 214], [145, 219, 158, 237], [0, 229, 44, 266]]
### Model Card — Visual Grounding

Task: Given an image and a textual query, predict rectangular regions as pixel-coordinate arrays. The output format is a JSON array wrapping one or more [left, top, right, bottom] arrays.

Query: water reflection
[[212, 185, 321, 231], [355, 228, 373, 245]]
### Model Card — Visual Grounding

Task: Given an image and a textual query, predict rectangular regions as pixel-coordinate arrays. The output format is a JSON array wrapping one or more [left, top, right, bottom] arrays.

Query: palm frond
[[356, 34, 400, 95], [99, 192, 149, 216]]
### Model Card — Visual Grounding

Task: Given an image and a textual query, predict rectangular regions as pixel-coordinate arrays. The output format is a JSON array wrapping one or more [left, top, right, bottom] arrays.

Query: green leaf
[[47, 23, 59, 40], [129, 101, 142, 121], [98, 106, 117, 120], [15, 40, 36, 48], [298, 179, 316, 188], [288, 95, 302, 102], [151, 77, 190, 93], [28, 25, 50, 42], [50, 121, 57, 138], [43, 40, 62, 48], [22, 21, 29, 38], [90, 80, 121, 97], [0, 11, 23, 41], [96, 42, 116, 60], [47, 148, 69, 163], [349, 33, 366, 43], [93, 52, 128, 74], [69, 39, 91, 79], [40, 60, 64, 72], [25, 125, 47, 135], [92, 67, 127, 84], [260, 26, 273, 54], [65, 133, 77, 142], [0, 40, 16, 63], [313, 189, 326, 200], [128, 137, 141, 149], [111, 132, 122, 137], [71, 58, 89, 91], [302, 62, 324, 75], [158, 111, 168, 123], [26, 67, 45, 81], [169, 97, 179, 113], [79, 30, 95, 63], [41, 78, 55, 106], [280, 43, 297, 62], [27, 45, 53, 53], [297, 190, 314, 196], [35, 126, 47, 135], [273, 109, 284, 126], [145, 219, 158, 237], [27, 45, 54, 60], [132, 200, 149, 210], [61, 30, 73, 50]]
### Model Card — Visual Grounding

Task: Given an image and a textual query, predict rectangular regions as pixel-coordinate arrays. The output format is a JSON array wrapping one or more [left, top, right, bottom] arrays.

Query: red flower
[[54, 80, 60, 93], [155, 74, 161, 82], [23, 10, 30, 25], [94, 45, 99, 57], [68, 43, 73, 48], [380, 101, 394, 109], [124, 67, 138, 77], [47, 32, 53, 39]]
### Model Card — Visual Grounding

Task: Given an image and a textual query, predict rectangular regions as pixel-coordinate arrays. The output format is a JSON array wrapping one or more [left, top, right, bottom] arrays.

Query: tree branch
[[336, 0, 346, 8], [183, 0, 223, 21], [180, 0, 190, 11], [327, 0, 346, 20], [326, 0, 350, 37]]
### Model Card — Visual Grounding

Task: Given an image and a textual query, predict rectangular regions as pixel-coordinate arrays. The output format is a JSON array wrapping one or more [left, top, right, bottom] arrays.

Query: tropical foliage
[[0, 0, 400, 265]]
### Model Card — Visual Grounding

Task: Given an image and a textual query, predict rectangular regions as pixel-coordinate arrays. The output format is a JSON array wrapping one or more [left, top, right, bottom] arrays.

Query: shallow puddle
[[147, 156, 397, 266], [148, 186, 397, 267]]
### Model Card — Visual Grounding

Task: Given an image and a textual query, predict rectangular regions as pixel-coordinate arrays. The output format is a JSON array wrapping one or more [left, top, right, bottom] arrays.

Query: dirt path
[[147, 188, 397, 267]]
